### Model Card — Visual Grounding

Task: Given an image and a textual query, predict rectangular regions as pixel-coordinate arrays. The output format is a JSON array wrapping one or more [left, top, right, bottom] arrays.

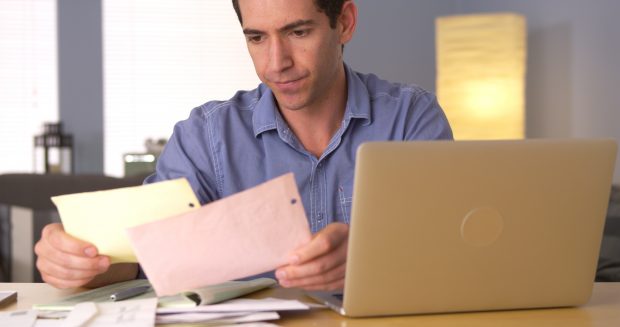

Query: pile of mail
[[2, 296, 312, 326], [22, 278, 314, 326], [156, 297, 310, 325]]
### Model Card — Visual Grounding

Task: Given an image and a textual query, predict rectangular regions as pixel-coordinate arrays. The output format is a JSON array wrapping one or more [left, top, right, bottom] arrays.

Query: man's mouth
[[272, 76, 306, 92], [274, 76, 304, 85]]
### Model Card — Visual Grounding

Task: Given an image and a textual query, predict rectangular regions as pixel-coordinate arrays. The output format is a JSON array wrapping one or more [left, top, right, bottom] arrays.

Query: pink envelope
[[126, 173, 312, 296]]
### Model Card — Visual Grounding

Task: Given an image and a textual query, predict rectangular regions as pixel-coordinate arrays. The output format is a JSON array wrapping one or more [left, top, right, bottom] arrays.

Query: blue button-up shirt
[[145, 64, 452, 233]]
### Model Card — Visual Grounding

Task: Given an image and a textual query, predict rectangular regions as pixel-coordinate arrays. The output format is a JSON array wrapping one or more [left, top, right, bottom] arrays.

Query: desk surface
[[1, 282, 620, 326]]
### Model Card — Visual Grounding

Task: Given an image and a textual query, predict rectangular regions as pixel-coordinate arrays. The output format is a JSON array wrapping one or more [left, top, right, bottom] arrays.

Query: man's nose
[[268, 37, 293, 73]]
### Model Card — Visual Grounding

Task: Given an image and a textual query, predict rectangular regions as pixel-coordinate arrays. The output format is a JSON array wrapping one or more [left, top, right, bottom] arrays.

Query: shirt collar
[[252, 63, 372, 138], [252, 84, 279, 137], [343, 63, 372, 126]]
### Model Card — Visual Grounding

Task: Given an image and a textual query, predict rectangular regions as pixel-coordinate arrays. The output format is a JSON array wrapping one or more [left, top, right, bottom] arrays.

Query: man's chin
[[278, 102, 308, 112], [272, 93, 309, 112]]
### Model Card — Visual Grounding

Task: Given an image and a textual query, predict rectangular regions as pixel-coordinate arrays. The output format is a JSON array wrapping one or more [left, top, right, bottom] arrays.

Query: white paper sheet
[[156, 311, 280, 324], [62, 302, 97, 327], [156, 298, 309, 314], [0, 310, 37, 327], [62, 298, 157, 327]]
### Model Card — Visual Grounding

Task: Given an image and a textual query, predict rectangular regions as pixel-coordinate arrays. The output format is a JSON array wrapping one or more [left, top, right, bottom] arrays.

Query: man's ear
[[338, 1, 357, 45]]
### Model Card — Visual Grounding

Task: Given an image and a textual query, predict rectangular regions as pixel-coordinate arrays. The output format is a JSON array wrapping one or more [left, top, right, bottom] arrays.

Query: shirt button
[[317, 213, 324, 221]]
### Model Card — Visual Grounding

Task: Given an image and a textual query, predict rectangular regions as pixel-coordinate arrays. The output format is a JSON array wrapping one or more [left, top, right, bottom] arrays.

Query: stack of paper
[[34, 278, 278, 311], [155, 298, 310, 325], [30, 297, 310, 326], [2, 298, 158, 327], [30, 278, 315, 326]]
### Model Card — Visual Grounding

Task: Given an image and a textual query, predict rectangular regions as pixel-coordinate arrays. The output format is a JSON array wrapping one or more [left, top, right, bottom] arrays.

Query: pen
[[109, 285, 151, 301]]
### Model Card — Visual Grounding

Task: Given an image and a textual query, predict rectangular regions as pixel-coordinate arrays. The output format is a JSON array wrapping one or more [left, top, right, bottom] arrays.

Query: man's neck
[[279, 66, 348, 159]]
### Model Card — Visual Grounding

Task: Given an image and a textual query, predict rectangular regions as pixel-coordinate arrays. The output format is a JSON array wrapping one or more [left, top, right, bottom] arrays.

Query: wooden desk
[[2, 283, 620, 326]]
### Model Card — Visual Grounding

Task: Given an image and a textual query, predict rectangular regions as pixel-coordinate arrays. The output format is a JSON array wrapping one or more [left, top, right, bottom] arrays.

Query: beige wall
[[347, 0, 620, 184]]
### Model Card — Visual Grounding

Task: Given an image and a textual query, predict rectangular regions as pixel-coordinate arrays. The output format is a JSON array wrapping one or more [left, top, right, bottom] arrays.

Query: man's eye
[[292, 29, 309, 37], [247, 35, 264, 43]]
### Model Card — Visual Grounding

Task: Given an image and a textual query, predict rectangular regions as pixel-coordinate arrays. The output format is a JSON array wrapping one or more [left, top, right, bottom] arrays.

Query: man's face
[[238, 0, 346, 112]]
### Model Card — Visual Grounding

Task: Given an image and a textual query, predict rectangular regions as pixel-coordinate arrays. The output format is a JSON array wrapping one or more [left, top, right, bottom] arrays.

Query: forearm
[[83, 263, 139, 289]]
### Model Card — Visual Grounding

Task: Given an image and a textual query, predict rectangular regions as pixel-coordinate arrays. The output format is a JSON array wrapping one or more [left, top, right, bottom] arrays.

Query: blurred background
[[1, 0, 619, 181]]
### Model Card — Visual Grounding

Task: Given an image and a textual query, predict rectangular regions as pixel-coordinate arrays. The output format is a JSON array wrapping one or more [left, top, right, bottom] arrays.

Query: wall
[[455, 0, 620, 183], [57, 0, 104, 174], [347, 0, 620, 184], [345, 0, 457, 92]]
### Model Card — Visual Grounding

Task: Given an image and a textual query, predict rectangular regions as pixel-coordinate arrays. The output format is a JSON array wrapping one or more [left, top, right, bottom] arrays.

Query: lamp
[[436, 13, 527, 140], [33, 122, 74, 174]]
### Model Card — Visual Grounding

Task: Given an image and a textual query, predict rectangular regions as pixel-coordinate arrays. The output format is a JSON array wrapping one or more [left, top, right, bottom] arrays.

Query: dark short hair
[[232, 0, 348, 29]]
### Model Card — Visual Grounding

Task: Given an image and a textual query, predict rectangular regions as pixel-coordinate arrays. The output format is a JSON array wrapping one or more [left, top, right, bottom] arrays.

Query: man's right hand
[[34, 223, 111, 289]]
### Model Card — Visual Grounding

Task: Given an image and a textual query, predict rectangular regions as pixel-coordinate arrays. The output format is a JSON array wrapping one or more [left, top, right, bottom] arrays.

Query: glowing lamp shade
[[436, 13, 526, 140]]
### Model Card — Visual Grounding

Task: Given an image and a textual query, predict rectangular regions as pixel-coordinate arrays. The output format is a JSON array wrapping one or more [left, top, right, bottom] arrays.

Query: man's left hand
[[275, 222, 348, 291]]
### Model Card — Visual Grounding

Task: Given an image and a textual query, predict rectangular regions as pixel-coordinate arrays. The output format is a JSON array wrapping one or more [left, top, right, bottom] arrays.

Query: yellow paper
[[52, 178, 200, 263]]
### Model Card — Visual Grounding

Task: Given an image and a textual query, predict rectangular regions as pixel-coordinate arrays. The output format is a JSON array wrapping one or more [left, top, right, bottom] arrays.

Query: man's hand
[[34, 223, 110, 289], [275, 222, 348, 291]]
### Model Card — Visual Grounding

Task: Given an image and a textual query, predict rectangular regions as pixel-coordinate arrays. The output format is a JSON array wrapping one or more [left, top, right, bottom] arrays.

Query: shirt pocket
[[338, 176, 354, 224]]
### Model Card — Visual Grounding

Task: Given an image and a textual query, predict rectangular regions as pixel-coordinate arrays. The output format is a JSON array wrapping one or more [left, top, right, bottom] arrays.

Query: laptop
[[309, 139, 617, 317]]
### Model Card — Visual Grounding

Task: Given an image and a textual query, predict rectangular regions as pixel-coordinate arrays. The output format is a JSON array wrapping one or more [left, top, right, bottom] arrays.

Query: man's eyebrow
[[242, 19, 316, 35], [279, 19, 315, 32], [243, 28, 263, 35]]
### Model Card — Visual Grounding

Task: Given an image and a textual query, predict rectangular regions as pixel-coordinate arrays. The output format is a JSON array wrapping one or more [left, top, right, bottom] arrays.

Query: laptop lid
[[340, 139, 617, 317]]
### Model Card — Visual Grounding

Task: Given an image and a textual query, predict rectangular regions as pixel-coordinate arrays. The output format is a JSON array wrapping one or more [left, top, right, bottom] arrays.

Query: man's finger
[[36, 237, 110, 272], [278, 238, 347, 281], [279, 262, 346, 289], [41, 250, 109, 274], [289, 223, 348, 265], [300, 279, 344, 292], [41, 273, 94, 290], [36, 256, 104, 282], [43, 223, 98, 258]]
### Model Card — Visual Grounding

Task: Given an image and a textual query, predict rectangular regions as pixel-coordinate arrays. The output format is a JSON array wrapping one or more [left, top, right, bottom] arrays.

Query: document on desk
[[0, 310, 37, 327], [155, 298, 309, 325], [62, 302, 98, 326], [34, 278, 276, 311], [62, 298, 157, 327], [155, 311, 280, 325], [52, 178, 200, 263], [156, 297, 310, 314], [126, 173, 312, 296]]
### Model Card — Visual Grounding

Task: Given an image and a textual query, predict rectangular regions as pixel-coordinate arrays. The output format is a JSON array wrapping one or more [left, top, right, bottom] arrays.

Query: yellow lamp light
[[436, 13, 527, 140]]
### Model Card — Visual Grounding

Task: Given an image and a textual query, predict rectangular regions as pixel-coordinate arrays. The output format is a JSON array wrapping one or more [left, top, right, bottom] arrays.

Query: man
[[34, 0, 452, 291]]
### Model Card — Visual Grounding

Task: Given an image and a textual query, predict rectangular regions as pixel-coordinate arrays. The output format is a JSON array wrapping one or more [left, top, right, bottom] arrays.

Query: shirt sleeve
[[137, 108, 220, 280], [143, 107, 220, 205], [404, 91, 454, 141]]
